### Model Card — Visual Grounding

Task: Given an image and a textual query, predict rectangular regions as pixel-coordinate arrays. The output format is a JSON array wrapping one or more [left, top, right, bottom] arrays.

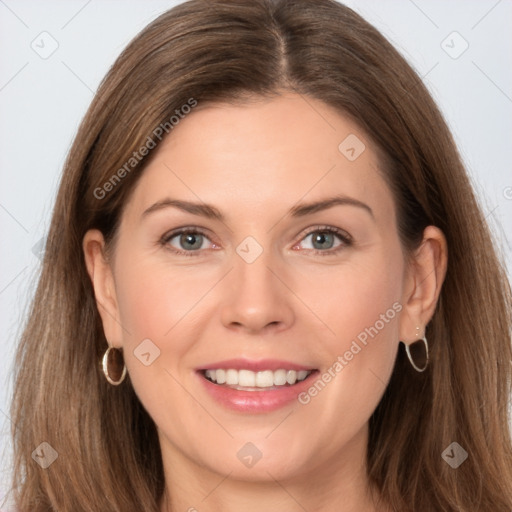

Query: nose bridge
[[235, 239, 275, 289], [232, 234, 281, 301], [219, 234, 295, 331]]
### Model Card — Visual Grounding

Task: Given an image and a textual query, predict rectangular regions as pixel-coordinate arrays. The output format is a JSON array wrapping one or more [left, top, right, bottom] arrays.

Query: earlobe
[[82, 229, 123, 348], [399, 225, 448, 342]]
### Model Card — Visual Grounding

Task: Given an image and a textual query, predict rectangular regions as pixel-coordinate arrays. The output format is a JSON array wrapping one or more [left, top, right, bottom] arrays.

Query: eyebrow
[[141, 194, 374, 221]]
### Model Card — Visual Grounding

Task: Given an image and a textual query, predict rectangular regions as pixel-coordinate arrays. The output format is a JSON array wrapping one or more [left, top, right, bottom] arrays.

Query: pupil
[[313, 232, 333, 250], [182, 233, 202, 250]]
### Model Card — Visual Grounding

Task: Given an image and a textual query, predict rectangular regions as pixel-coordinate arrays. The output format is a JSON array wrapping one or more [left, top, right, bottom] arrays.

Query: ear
[[399, 225, 448, 342], [83, 229, 123, 348]]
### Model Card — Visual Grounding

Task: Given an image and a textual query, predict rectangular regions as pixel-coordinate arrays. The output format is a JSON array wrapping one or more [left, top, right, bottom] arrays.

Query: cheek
[[303, 247, 403, 349], [116, 271, 171, 341], [111, 256, 205, 394], [296, 250, 403, 437], [114, 257, 208, 341], [111, 259, 203, 425]]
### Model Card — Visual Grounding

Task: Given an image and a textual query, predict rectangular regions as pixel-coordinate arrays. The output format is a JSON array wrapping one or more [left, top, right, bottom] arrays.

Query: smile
[[203, 368, 312, 390], [196, 359, 318, 412]]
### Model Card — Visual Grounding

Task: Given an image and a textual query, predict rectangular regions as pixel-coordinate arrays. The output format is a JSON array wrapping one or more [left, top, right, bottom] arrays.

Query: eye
[[160, 227, 216, 256], [294, 226, 352, 255]]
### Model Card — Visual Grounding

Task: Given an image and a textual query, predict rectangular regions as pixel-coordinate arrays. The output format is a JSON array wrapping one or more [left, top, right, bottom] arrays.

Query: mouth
[[200, 368, 314, 391], [195, 359, 319, 412]]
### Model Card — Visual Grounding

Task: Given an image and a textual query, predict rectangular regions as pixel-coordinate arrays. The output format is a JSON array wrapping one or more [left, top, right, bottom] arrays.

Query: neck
[[158, 424, 390, 512]]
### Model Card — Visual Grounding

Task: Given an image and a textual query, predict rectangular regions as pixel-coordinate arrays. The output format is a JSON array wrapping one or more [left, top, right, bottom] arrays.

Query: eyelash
[[159, 225, 353, 257]]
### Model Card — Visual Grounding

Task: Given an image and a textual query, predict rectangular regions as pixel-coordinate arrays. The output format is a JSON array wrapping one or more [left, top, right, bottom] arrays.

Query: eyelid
[[159, 224, 353, 256]]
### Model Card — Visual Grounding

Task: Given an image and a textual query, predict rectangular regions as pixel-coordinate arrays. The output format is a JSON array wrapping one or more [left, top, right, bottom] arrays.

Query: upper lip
[[197, 358, 316, 372]]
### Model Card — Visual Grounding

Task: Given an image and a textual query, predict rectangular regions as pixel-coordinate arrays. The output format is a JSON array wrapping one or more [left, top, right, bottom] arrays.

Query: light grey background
[[1, 0, 511, 507]]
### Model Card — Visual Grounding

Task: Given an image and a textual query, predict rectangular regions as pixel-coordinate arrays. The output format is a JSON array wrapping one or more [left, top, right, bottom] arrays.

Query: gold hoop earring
[[404, 335, 429, 372], [102, 346, 127, 385]]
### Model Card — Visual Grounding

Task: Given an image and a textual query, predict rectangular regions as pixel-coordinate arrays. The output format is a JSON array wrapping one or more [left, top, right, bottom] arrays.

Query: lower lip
[[196, 371, 318, 413]]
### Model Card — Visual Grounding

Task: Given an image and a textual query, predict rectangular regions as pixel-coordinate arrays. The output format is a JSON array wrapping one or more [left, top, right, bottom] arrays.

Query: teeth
[[203, 368, 312, 388], [216, 369, 226, 384], [297, 370, 308, 381], [273, 369, 287, 385], [226, 369, 238, 385], [286, 370, 297, 384], [239, 369, 256, 387], [256, 370, 273, 387]]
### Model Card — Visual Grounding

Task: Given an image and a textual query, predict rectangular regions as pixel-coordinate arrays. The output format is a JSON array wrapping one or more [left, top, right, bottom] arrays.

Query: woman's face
[[86, 93, 420, 484]]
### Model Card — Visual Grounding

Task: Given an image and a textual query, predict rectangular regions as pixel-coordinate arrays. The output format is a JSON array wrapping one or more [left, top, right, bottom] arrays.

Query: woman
[[9, 0, 512, 510]]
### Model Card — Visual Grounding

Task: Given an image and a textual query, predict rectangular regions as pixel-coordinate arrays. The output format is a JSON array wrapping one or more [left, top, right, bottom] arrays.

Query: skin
[[83, 93, 447, 512]]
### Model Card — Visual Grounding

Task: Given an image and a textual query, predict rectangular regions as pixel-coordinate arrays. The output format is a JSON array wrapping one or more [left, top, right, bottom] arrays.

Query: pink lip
[[198, 358, 315, 372], [195, 359, 318, 413]]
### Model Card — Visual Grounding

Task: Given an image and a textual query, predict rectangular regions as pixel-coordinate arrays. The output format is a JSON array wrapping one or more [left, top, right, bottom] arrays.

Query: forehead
[[124, 93, 394, 225]]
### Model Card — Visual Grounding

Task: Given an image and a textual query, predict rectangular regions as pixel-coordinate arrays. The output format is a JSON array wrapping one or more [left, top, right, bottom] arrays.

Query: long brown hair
[[9, 1, 512, 510]]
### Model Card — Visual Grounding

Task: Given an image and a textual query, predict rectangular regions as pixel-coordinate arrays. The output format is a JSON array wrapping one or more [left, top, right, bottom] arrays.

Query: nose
[[219, 244, 295, 334]]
